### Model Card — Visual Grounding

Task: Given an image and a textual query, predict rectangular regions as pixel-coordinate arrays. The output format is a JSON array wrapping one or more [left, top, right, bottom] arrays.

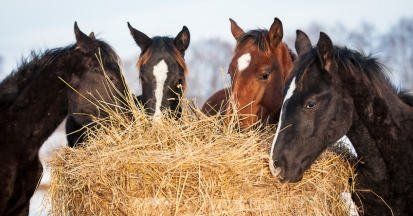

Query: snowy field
[[29, 119, 67, 216]]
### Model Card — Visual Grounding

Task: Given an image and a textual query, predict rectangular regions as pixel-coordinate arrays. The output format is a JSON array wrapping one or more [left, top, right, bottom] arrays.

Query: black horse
[[127, 22, 190, 120], [269, 30, 413, 215], [0, 22, 126, 215]]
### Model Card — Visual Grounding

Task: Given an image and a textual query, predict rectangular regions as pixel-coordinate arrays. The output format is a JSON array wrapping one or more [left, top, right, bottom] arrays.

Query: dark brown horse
[[127, 22, 190, 119], [0, 23, 126, 215], [202, 18, 295, 129], [270, 30, 413, 215]]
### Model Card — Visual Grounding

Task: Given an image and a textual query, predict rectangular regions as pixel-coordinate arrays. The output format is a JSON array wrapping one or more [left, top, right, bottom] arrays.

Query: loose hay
[[49, 101, 355, 216]]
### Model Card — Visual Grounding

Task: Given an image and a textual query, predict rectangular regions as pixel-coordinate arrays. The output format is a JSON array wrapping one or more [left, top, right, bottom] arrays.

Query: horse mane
[[137, 36, 188, 75], [295, 46, 391, 87], [237, 29, 296, 62], [0, 45, 74, 109], [335, 47, 392, 86], [294, 46, 413, 107], [0, 39, 119, 110], [237, 29, 271, 53]]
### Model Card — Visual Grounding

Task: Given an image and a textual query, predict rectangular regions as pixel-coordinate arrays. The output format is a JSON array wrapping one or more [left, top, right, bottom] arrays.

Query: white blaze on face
[[152, 59, 169, 120], [237, 53, 251, 72], [269, 76, 297, 176]]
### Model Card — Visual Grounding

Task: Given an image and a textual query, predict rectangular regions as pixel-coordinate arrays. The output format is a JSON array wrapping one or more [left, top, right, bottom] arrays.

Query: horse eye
[[305, 101, 317, 109], [259, 72, 270, 80]]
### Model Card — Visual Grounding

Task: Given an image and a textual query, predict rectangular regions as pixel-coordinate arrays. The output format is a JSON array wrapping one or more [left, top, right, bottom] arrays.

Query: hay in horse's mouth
[[49, 98, 355, 215]]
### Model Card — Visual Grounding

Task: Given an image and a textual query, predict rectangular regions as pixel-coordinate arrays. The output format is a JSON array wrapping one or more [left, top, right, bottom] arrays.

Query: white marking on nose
[[269, 76, 297, 177], [152, 59, 169, 120], [237, 53, 251, 72], [341, 192, 360, 216]]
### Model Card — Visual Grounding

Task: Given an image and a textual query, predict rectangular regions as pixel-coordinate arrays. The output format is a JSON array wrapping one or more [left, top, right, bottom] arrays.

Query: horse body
[[270, 30, 413, 215], [203, 18, 294, 128], [0, 54, 69, 214], [0, 23, 124, 215], [347, 70, 413, 215]]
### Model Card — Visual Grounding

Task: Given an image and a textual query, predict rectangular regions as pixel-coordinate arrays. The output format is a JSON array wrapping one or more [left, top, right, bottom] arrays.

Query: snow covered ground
[[29, 119, 67, 216]]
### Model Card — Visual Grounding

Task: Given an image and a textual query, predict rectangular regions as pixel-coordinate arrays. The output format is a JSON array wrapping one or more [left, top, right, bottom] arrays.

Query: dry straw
[[49, 60, 355, 216], [49, 98, 354, 216]]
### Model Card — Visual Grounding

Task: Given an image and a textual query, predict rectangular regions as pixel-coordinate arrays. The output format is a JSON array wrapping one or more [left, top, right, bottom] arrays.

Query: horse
[[269, 30, 413, 215], [127, 22, 190, 119], [202, 18, 295, 129], [0, 22, 126, 215], [201, 87, 230, 115], [65, 31, 128, 147]]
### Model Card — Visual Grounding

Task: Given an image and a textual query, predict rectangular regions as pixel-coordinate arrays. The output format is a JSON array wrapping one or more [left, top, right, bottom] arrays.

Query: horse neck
[[343, 64, 413, 180], [2, 51, 78, 151], [346, 112, 388, 182]]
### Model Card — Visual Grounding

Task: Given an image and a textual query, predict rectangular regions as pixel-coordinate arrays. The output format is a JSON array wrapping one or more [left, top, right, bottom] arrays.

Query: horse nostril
[[274, 167, 282, 177]]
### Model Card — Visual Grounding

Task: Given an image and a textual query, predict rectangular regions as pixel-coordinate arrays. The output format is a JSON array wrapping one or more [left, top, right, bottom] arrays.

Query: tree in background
[[186, 38, 233, 105], [122, 58, 140, 95], [380, 18, 413, 89]]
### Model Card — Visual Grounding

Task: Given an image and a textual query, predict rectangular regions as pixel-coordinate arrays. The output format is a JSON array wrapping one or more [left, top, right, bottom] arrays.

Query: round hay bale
[[49, 102, 354, 216]]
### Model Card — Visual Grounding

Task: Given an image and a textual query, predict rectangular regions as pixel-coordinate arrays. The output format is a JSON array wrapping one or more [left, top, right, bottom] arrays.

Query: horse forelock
[[137, 38, 188, 90]]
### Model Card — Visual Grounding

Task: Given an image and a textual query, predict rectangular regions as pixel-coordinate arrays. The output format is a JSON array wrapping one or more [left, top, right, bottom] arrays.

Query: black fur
[[128, 23, 189, 118], [0, 23, 126, 215], [271, 31, 413, 215]]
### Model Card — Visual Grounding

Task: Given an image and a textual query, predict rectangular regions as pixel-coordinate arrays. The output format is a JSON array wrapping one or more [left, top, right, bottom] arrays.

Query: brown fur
[[203, 18, 294, 129], [201, 88, 230, 115]]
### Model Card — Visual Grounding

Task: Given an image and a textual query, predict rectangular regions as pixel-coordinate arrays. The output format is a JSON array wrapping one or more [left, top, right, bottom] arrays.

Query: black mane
[[295, 46, 396, 93], [0, 39, 119, 109]]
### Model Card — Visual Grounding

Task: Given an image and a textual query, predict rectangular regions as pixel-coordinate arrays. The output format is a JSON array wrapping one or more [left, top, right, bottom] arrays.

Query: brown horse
[[202, 18, 295, 128]]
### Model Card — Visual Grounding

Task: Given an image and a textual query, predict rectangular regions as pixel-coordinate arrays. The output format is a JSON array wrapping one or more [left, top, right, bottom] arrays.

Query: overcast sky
[[1, 0, 412, 78]]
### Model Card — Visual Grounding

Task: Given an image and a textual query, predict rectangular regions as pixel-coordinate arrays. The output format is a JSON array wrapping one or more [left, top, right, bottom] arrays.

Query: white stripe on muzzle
[[269, 76, 297, 176]]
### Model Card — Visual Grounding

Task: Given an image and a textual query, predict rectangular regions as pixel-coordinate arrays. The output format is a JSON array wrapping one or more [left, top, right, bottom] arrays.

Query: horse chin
[[280, 173, 304, 183], [277, 167, 305, 183]]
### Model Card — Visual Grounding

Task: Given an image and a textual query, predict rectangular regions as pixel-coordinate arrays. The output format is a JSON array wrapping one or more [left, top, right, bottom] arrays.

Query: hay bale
[[49, 103, 354, 215]]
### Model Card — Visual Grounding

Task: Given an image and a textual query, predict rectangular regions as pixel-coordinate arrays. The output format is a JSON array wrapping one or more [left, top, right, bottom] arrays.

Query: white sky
[[1, 0, 412, 77]]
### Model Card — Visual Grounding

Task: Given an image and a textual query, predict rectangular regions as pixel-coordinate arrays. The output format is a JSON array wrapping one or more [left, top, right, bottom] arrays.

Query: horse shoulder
[[201, 88, 230, 116]]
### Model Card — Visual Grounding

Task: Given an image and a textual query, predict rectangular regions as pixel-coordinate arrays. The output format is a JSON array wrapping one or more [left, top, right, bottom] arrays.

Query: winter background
[[0, 0, 412, 215]]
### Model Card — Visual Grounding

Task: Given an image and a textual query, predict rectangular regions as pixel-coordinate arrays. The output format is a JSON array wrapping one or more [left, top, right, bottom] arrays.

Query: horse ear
[[127, 22, 152, 52], [89, 32, 95, 40], [316, 32, 335, 71], [268, 18, 283, 51], [74, 22, 97, 53], [229, 18, 244, 40], [174, 26, 190, 53], [295, 30, 312, 56]]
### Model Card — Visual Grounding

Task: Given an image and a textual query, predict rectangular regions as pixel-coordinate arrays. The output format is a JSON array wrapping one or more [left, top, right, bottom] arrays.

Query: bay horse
[[270, 30, 413, 215], [202, 18, 295, 129], [127, 22, 190, 119], [0, 23, 126, 215]]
